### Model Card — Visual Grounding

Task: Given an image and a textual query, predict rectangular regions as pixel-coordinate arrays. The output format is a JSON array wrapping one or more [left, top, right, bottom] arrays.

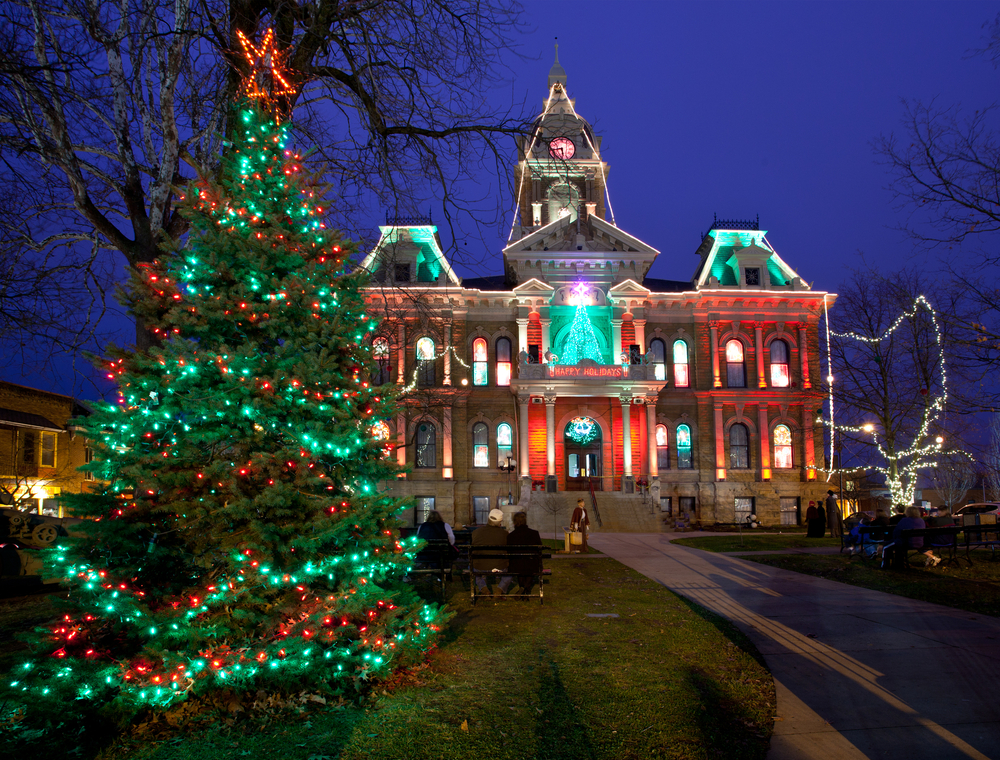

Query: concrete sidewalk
[[588, 532, 1000, 760]]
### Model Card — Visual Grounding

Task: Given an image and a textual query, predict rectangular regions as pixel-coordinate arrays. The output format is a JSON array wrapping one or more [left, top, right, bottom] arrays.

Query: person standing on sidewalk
[[826, 490, 843, 538], [571, 498, 591, 553]]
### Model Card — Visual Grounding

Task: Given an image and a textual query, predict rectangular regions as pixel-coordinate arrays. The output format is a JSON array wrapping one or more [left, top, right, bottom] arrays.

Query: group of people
[[806, 490, 844, 538], [845, 504, 956, 567], [415, 507, 545, 597]]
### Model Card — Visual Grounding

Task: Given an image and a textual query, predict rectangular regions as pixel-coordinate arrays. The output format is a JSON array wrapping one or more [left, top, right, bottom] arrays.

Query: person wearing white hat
[[471, 508, 513, 596]]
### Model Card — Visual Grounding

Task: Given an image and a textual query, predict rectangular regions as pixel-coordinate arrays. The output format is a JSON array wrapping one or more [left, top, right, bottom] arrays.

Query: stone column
[[442, 406, 453, 479], [633, 319, 646, 353], [755, 322, 766, 388], [714, 403, 726, 480], [646, 398, 658, 478], [710, 321, 721, 388], [517, 318, 530, 356], [443, 322, 452, 386], [397, 322, 406, 384], [396, 412, 407, 469], [540, 319, 552, 360], [612, 319, 623, 363], [758, 402, 770, 478], [798, 323, 811, 389], [545, 396, 557, 491], [518, 394, 531, 479], [620, 394, 633, 482], [802, 404, 816, 480]]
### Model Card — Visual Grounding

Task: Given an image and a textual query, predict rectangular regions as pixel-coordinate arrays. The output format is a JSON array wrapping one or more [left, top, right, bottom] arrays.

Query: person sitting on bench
[[884, 506, 942, 568], [472, 508, 513, 596], [416, 510, 459, 567], [507, 511, 543, 594]]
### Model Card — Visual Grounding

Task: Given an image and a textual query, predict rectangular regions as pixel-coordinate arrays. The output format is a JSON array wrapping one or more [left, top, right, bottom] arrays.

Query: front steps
[[522, 491, 666, 534]]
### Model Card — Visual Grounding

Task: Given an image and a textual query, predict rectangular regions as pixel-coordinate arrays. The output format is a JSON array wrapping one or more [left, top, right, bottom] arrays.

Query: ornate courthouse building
[[362, 57, 835, 531]]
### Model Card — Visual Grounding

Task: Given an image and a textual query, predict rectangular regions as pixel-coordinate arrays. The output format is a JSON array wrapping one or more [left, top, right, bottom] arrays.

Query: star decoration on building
[[236, 29, 297, 107]]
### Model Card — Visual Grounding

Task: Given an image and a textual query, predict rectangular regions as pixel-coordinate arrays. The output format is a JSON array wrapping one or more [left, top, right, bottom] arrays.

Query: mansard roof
[[361, 222, 461, 286], [691, 226, 808, 291]]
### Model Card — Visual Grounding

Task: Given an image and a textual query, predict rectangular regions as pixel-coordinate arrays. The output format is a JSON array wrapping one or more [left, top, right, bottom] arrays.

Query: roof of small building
[[0, 407, 63, 432]]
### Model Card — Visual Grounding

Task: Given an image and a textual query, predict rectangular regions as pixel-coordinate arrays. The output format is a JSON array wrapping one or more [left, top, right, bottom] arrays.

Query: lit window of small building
[[677, 424, 693, 469], [726, 340, 746, 388], [770, 340, 790, 387], [729, 423, 750, 469], [774, 424, 793, 468], [472, 338, 488, 386], [673, 340, 690, 387], [472, 422, 489, 467], [496, 337, 512, 386]]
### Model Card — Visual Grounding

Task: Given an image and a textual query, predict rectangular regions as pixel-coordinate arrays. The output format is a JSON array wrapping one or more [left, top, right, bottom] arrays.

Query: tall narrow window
[[673, 340, 690, 387], [415, 422, 436, 468], [21, 431, 36, 465], [83, 446, 95, 481], [655, 424, 670, 470], [472, 422, 489, 468], [770, 340, 790, 387], [40, 432, 56, 468], [649, 338, 666, 381], [774, 424, 793, 468], [473, 496, 491, 525], [472, 338, 488, 386], [416, 337, 436, 386], [729, 423, 750, 469], [780, 497, 800, 526], [677, 424, 693, 469], [497, 422, 513, 465], [495, 337, 512, 386], [735, 496, 754, 521], [726, 340, 746, 388], [372, 337, 391, 385], [415, 496, 435, 526]]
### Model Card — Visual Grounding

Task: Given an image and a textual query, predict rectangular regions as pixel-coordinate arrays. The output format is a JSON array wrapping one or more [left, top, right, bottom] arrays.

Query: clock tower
[[512, 46, 611, 230]]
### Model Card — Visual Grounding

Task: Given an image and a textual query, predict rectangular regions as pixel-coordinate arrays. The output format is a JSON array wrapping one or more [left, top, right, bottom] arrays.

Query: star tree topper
[[236, 29, 298, 110]]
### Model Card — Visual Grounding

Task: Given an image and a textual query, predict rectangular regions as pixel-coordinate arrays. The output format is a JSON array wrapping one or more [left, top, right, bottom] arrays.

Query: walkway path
[[588, 532, 1000, 760]]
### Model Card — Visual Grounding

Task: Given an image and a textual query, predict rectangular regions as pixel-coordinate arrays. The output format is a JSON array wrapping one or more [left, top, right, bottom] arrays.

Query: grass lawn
[[1, 559, 774, 760], [743, 551, 1000, 617], [541, 538, 603, 554], [671, 535, 842, 553]]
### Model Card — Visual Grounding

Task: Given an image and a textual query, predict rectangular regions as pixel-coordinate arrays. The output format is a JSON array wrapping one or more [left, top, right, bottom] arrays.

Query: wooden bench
[[846, 525, 890, 560], [464, 545, 552, 605], [959, 524, 1000, 564], [885, 526, 961, 569], [406, 539, 456, 595]]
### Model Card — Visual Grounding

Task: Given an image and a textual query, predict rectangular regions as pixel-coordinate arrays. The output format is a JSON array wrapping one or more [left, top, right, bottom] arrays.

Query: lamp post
[[498, 455, 517, 506]]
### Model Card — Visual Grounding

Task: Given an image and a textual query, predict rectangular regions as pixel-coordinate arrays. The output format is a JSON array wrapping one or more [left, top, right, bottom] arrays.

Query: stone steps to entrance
[[522, 491, 665, 534]]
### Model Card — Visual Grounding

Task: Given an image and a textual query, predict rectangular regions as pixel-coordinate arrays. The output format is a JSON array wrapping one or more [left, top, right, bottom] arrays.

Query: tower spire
[[548, 37, 567, 88]]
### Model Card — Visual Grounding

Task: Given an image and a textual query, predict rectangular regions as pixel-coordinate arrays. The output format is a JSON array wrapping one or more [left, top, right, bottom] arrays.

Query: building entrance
[[565, 417, 602, 491]]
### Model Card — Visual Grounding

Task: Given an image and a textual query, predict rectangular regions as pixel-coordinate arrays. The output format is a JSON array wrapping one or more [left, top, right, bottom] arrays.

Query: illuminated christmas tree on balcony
[[560, 282, 604, 365]]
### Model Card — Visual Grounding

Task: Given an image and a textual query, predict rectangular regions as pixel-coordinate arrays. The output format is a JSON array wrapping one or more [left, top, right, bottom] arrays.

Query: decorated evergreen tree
[[2, 56, 442, 727], [560, 283, 604, 365]]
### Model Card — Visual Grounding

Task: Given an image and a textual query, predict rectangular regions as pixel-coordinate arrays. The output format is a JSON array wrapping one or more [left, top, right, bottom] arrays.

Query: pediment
[[608, 278, 652, 298], [512, 278, 556, 295], [503, 215, 574, 255]]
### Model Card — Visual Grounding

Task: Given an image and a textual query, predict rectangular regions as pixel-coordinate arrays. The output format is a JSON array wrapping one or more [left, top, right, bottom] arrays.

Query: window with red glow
[[655, 424, 670, 470], [726, 340, 745, 388], [673, 340, 690, 387], [770, 340, 790, 387], [472, 422, 488, 467], [472, 338, 488, 386], [496, 337, 512, 386], [774, 424, 793, 468]]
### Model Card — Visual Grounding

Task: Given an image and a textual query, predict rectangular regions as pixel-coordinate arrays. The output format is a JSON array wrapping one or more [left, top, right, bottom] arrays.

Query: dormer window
[[745, 267, 761, 286], [394, 263, 410, 283]]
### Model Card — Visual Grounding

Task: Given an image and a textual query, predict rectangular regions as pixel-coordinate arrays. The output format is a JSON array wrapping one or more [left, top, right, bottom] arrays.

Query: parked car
[[953, 503, 1000, 522]]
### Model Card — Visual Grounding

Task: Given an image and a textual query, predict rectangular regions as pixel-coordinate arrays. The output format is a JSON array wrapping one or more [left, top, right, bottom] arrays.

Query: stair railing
[[588, 477, 603, 528]]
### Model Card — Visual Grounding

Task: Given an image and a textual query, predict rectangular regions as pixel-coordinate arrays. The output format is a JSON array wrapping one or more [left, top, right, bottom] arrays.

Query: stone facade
[[361, 62, 836, 531]]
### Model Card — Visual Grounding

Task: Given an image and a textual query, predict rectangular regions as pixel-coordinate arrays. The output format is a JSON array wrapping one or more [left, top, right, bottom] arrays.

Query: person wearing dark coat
[[826, 490, 843, 538], [507, 511, 543, 594], [472, 508, 512, 595], [416, 510, 459, 567], [570, 498, 591, 553], [806, 501, 826, 537]]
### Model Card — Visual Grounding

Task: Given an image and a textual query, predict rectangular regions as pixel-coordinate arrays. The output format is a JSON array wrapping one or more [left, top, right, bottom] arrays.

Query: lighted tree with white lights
[[823, 269, 949, 508]]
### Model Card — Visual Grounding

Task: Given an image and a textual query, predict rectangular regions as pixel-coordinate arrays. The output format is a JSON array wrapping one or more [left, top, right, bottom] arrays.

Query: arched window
[[547, 182, 579, 223], [649, 339, 666, 381], [726, 340, 746, 388], [655, 424, 670, 470], [770, 340, 790, 388], [472, 422, 489, 467], [676, 424, 693, 469], [496, 337, 512, 386], [416, 337, 436, 386], [372, 337, 391, 385], [472, 338, 488, 386], [774, 424, 793, 468], [415, 422, 436, 468], [729, 423, 750, 469], [673, 340, 690, 387], [497, 422, 513, 465]]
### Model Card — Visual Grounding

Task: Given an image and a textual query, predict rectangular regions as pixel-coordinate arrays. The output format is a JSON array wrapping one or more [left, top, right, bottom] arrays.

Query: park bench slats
[[464, 545, 552, 605]]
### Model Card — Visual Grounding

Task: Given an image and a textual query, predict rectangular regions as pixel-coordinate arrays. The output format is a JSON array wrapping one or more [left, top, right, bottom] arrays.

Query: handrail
[[588, 478, 603, 528]]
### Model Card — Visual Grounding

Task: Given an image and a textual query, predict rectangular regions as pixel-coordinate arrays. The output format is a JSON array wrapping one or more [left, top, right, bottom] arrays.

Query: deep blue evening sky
[[495, 0, 998, 290], [5, 1, 998, 399]]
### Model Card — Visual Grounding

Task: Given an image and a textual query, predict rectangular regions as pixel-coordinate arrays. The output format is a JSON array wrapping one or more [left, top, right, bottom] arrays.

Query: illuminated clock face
[[548, 137, 576, 160]]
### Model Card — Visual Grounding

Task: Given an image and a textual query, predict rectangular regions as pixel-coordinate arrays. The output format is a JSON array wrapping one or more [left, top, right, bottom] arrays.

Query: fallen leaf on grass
[[460, 720, 469, 731]]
